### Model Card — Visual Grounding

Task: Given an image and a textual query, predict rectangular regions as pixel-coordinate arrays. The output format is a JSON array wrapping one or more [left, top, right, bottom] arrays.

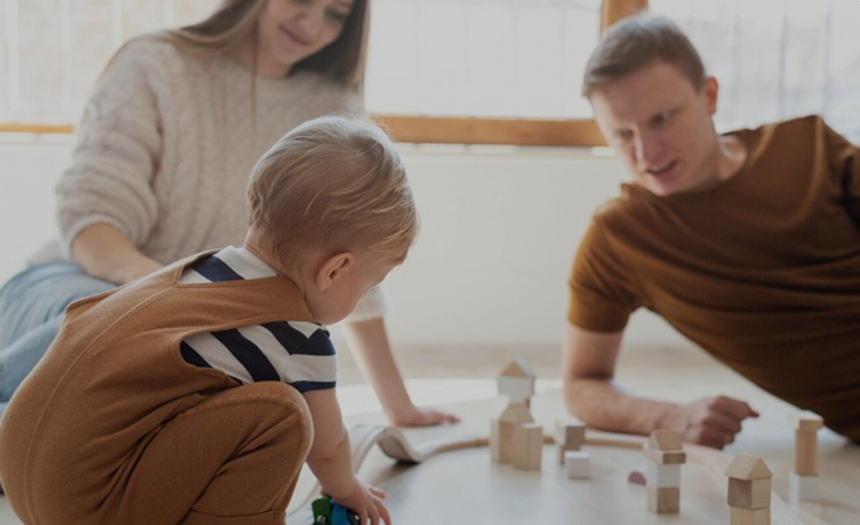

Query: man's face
[[590, 60, 721, 197]]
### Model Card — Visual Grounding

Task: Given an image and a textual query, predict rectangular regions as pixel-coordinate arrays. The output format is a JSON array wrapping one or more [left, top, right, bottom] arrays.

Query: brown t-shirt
[[568, 116, 860, 440]]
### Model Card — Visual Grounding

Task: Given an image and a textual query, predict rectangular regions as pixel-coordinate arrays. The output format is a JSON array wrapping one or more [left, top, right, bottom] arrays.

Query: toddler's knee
[[239, 382, 313, 452]]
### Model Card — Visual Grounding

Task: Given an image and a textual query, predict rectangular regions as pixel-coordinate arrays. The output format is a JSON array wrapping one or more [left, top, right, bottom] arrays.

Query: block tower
[[789, 411, 824, 502], [490, 358, 540, 470], [643, 429, 686, 514], [556, 418, 589, 479], [725, 454, 772, 525]]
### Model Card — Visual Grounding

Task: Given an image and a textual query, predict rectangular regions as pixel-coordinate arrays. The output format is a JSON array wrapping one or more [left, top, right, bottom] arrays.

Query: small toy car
[[312, 495, 360, 525]]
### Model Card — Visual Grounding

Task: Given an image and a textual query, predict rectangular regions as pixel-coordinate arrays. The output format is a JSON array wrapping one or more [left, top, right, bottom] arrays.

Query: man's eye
[[616, 130, 633, 142]]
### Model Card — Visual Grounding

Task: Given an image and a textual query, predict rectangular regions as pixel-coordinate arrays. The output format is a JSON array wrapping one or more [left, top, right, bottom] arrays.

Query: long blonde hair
[[166, 0, 370, 90]]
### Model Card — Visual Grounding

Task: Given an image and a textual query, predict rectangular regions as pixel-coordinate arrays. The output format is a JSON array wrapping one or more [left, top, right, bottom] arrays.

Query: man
[[564, 14, 860, 449]]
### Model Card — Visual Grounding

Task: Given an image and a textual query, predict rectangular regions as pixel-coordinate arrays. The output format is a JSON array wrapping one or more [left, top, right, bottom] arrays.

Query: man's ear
[[316, 252, 354, 292], [703, 76, 719, 115]]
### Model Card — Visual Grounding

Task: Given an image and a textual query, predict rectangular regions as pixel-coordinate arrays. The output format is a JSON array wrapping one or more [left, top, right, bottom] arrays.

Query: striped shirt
[[178, 246, 337, 393]]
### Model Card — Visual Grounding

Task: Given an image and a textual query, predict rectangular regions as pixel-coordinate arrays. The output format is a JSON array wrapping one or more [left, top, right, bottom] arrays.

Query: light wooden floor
[[2, 343, 858, 524]]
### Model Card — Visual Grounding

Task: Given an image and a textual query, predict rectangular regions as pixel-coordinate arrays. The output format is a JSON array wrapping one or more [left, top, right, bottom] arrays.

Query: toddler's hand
[[335, 478, 390, 525]]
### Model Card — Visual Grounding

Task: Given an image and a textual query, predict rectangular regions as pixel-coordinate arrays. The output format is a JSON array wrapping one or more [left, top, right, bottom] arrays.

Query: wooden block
[[498, 358, 536, 403], [788, 473, 820, 502], [646, 462, 681, 488], [512, 423, 543, 471], [643, 448, 686, 465], [564, 450, 591, 479], [647, 486, 679, 514], [499, 402, 534, 424], [793, 429, 818, 476], [555, 419, 586, 449], [556, 419, 586, 464], [647, 430, 683, 451], [498, 376, 535, 403], [725, 455, 772, 480], [490, 419, 502, 463], [728, 478, 771, 510], [730, 507, 770, 525], [788, 411, 824, 431]]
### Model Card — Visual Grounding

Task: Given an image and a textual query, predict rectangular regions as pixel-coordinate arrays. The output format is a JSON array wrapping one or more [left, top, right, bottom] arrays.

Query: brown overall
[[0, 252, 317, 524]]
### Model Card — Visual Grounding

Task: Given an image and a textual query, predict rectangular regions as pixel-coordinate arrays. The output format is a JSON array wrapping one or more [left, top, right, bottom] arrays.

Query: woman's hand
[[390, 405, 460, 427], [71, 223, 162, 284]]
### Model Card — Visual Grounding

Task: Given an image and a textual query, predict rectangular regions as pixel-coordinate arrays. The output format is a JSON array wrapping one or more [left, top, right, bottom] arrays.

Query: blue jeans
[[0, 263, 114, 421]]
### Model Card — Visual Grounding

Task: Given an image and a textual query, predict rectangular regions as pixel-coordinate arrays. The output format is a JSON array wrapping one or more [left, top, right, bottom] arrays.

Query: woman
[[0, 0, 456, 428]]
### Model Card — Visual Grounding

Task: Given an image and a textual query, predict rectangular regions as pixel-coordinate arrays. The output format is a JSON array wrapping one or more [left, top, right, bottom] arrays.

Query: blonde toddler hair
[[248, 116, 417, 263]]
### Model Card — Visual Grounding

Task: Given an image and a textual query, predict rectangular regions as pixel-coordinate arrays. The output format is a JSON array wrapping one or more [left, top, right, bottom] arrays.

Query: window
[[651, 0, 860, 142], [2, 0, 636, 145], [0, 0, 218, 125], [366, 0, 600, 119]]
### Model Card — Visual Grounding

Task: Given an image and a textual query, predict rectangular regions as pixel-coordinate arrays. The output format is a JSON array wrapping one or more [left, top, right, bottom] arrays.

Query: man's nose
[[634, 133, 662, 168]]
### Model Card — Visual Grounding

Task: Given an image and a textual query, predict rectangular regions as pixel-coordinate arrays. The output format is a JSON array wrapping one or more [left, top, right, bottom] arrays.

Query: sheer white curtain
[[364, 0, 601, 118], [0, 0, 216, 124], [6, 0, 857, 139], [651, 0, 860, 141]]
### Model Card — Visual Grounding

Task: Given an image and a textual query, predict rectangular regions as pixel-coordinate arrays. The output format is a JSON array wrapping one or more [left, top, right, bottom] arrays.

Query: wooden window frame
[[0, 0, 647, 146]]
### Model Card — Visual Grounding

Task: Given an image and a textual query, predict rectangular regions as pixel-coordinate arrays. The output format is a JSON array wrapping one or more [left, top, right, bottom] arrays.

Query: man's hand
[[390, 406, 460, 427], [658, 395, 759, 449]]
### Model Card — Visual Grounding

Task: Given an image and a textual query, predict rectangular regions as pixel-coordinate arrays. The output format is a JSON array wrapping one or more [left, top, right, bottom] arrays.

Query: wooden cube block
[[555, 419, 586, 464], [555, 419, 586, 448], [646, 462, 681, 488], [730, 507, 770, 525], [643, 448, 687, 465], [728, 478, 771, 510], [512, 423, 543, 471], [647, 486, 679, 514], [788, 473, 820, 502], [564, 450, 590, 479]]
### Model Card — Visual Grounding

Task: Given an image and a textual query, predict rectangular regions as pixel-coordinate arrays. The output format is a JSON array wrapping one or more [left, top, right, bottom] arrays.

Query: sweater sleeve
[[54, 38, 164, 257], [344, 285, 388, 322]]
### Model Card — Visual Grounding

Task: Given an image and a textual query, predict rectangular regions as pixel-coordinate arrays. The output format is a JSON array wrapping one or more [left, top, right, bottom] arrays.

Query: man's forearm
[[565, 378, 677, 435]]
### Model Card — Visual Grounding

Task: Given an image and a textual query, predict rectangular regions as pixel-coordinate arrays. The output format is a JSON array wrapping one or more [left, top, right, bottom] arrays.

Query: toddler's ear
[[316, 252, 354, 292]]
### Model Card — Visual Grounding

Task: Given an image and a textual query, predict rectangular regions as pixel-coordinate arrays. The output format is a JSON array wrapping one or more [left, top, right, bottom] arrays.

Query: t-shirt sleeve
[[568, 218, 641, 332], [822, 119, 860, 228]]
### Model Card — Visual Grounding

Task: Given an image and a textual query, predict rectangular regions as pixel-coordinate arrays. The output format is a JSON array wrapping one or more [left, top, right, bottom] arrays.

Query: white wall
[[0, 137, 687, 348]]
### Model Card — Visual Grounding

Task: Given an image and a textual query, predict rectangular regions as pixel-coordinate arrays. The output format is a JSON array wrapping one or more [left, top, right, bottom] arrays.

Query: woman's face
[[255, 0, 354, 77]]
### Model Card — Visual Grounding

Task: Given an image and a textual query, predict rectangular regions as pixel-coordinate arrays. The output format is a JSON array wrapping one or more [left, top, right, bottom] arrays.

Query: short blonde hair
[[248, 116, 417, 261]]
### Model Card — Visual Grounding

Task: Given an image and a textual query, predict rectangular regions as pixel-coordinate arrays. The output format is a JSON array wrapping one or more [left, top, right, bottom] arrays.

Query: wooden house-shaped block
[[725, 455, 773, 525], [497, 358, 536, 404]]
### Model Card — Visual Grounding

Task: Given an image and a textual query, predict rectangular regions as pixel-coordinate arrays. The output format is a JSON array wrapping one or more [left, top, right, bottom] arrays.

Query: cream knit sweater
[[29, 34, 386, 320]]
